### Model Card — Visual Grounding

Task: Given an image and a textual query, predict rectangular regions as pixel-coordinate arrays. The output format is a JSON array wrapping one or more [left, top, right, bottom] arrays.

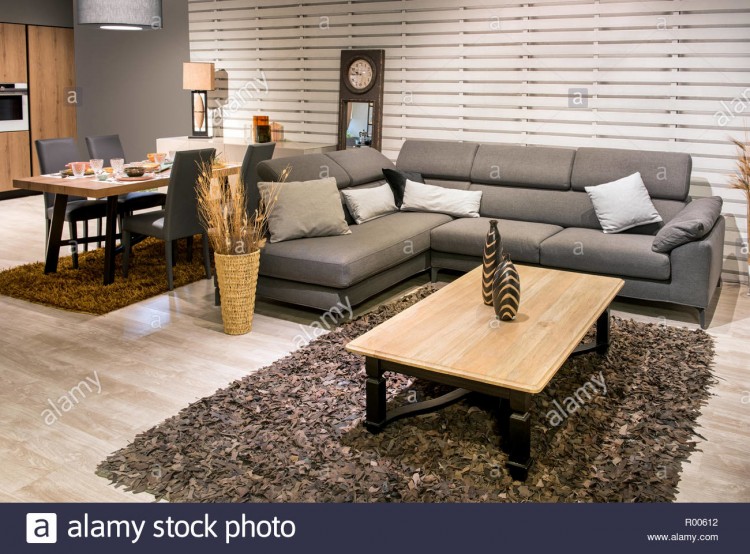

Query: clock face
[[347, 58, 375, 92]]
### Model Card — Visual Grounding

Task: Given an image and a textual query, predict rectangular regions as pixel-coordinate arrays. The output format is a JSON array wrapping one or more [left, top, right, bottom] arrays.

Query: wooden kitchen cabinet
[[28, 25, 77, 175], [0, 23, 28, 83], [0, 131, 31, 192]]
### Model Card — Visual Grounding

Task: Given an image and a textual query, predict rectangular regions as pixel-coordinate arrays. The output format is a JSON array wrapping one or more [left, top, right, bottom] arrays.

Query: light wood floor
[[0, 195, 748, 502]]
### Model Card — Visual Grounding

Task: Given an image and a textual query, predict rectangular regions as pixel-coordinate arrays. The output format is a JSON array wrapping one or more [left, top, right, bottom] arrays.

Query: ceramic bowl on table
[[124, 166, 146, 177]]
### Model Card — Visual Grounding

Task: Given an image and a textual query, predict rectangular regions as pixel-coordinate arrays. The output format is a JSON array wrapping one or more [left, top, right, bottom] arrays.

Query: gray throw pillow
[[652, 196, 723, 253], [258, 177, 351, 243], [585, 172, 663, 233], [341, 183, 398, 224]]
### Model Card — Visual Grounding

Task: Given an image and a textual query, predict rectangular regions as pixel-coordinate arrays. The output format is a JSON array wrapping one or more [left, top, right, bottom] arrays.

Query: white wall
[[188, 0, 750, 283]]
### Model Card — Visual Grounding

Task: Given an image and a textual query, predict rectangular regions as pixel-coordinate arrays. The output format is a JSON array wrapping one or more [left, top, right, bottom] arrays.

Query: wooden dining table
[[12, 164, 240, 286]]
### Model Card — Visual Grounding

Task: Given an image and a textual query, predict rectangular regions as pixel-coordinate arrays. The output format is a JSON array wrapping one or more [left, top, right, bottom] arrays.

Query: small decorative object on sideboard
[[271, 121, 284, 142], [253, 115, 271, 143], [492, 253, 521, 321], [196, 163, 289, 334], [482, 219, 502, 305], [729, 132, 750, 294]]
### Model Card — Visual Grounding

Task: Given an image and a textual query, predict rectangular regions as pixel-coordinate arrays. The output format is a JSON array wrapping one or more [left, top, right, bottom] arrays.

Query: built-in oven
[[0, 83, 29, 132]]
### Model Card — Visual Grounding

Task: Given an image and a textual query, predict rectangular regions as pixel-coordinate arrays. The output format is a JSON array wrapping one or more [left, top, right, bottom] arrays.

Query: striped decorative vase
[[482, 219, 502, 305], [492, 254, 521, 321]]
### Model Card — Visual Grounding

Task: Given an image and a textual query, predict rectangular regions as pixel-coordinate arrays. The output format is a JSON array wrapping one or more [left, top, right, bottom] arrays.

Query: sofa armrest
[[668, 215, 725, 309]]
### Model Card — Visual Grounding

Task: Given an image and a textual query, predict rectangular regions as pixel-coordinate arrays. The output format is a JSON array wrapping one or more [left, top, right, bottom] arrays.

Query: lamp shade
[[183, 62, 216, 91], [77, 0, 162, 30]]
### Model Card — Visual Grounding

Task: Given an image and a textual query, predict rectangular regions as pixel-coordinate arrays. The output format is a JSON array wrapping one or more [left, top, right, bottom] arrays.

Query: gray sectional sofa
[[256, 140, 725, 327]]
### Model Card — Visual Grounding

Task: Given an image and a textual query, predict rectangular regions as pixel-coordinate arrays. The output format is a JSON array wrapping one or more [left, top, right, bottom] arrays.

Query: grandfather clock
[[337, 49, 385, 151]]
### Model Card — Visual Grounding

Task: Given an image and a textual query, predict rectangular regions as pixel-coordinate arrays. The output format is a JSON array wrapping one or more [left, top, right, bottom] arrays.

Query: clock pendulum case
[[337, 49, 386, 151]]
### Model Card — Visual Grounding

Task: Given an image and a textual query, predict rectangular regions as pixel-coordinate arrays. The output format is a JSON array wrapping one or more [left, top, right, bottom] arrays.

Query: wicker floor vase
[[214, 250, 260, 335]]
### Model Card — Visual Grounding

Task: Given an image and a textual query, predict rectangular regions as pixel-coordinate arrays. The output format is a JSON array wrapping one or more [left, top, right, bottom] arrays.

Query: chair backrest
[[240, 142, 275, 215], [163, 148, 216, 240], [85, 134, 127, 164], [35, 137, 83, 209]]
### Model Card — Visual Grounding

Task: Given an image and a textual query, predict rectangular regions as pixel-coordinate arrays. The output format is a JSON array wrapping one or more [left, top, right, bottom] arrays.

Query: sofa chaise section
[[256, 149, 451, 311]]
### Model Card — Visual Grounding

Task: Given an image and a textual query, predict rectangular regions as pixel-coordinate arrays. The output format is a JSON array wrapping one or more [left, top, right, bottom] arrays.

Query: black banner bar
[[3, 503, 744, 553]]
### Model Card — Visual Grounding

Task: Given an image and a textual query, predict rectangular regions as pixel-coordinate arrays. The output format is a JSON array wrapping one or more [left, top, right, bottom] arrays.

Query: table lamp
[[183, 62, 216, 138]]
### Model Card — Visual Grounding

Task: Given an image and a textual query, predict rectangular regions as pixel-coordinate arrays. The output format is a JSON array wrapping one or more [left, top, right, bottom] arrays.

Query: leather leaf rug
[[0, 236, 210, 314], [97, 286, 715, 502]]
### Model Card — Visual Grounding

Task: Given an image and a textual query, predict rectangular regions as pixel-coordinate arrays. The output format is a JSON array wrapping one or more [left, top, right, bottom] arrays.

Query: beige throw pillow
[[258, 177, 351, 243]]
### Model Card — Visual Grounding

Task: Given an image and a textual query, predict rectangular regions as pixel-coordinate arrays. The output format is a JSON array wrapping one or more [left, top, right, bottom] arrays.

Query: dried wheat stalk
[[196, 163, 290, 255], [729, 133, 750, 263]]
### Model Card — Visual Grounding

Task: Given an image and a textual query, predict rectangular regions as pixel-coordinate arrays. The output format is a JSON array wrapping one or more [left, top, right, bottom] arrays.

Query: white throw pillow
[[341, 183, 398, 224], [585, 172, 662, 233], [401, 179, 482, 218]]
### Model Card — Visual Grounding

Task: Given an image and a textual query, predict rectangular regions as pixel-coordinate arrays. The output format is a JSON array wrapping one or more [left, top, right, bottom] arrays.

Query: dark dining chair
[[214, 142, 276, 305], [36, 138, 107, 269], [122, 148, 215, 290], [85, 134, 167, 214], [241, 142, 276, 216]]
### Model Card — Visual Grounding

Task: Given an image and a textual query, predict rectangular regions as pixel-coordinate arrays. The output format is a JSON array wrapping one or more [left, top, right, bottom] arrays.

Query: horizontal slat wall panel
[[189, 0, 750, 283]]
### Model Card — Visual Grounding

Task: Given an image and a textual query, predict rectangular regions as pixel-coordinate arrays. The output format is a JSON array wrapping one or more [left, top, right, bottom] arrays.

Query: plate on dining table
[[115, 174, 157, 182]]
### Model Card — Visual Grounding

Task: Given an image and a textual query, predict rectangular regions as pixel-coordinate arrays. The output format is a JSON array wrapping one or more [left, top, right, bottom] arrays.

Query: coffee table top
[[346, 265, 623, 393]]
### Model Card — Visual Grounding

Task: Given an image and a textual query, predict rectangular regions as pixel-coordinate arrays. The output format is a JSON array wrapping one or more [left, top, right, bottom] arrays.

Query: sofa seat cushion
[[540, 228, 670, 280], [260, 212, 452, 288], [430, 217, 563, 264]]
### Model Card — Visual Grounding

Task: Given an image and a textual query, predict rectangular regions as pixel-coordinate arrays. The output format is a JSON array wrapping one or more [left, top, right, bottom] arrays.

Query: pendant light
[[77, 0, 163, 31]]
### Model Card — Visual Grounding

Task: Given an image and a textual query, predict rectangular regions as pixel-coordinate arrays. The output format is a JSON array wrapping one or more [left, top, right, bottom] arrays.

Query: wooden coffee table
[[346, 265, 624, 481]]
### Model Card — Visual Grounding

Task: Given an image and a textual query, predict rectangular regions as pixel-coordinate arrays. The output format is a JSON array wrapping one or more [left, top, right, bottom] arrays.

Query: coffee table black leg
[[45, 193, 68, 274], [102, 195, 119, 286], [365, 357, 387, 433], [596, 308, 611, 355], [506, 391, 533, 481], [498, 397, 511, 453]]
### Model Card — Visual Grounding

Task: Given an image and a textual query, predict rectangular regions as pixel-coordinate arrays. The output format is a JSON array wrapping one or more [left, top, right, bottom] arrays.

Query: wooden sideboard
[[155, 136, 337, 163]]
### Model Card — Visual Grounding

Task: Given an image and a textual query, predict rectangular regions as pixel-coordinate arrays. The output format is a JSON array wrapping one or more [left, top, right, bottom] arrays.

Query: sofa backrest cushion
[[471, 185, 687, 232], [470, 144, 575, 190], [258, 154, 352, 189], [571, 147, 691, 201], [326, 147, 395, 186], [397, 140, 478, 181]]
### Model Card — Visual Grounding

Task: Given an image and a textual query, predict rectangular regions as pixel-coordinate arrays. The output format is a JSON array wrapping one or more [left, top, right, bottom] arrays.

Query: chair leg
[[69, 221, 79, 269], [166, 240, 175, 290], [45, 218, 51, 250], [187, 236, 194, 263], [122, 230, 132, 277], [171, 241, 177, 267], [83, 221, 89, 252], [97, 218, 102, 249], [202, 234, 212, 279]]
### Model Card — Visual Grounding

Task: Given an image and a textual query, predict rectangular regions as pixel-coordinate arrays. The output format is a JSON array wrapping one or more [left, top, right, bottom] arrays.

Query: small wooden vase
[[492, 254, 521, 321], [482, 219, 502, 305]]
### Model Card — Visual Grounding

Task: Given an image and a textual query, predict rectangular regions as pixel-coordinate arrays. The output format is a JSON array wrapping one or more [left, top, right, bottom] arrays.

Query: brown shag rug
[[97, 287, 716, 502], [0, 236, 210, 314]]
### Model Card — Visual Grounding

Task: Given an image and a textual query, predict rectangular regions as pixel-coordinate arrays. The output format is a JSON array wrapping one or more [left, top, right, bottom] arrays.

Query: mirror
[[343, 101, 373, 149]]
